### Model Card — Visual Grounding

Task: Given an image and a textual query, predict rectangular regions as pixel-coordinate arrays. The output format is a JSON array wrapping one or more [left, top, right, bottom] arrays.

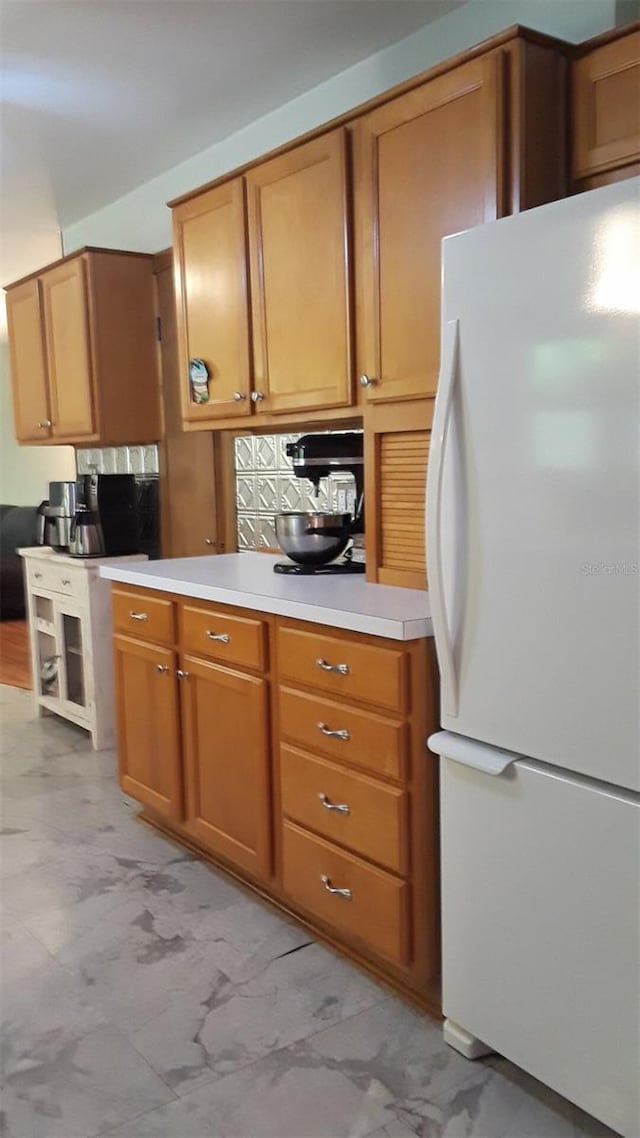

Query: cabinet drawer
[[280, 745, 408, 873], [282, 821, 409, 967], [28, 560, 80, 598], [278, 625, 408, 713], [279, 686, 407, 781], [180, 603, 266, 671], [112, 588, 174, 645]]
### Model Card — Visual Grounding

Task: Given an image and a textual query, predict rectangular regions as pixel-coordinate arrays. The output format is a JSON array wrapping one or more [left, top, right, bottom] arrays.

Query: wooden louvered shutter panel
[[378, 431, 429, 589]]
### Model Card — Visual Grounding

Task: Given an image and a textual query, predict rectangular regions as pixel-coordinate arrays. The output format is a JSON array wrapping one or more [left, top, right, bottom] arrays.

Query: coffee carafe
[[68, 506, 105, 558]]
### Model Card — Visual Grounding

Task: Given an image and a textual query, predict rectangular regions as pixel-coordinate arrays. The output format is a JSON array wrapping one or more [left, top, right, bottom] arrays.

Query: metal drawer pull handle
[[321, 875, 352, 901], [318, 792, 350, 815], [316, 657, 349, 676], [61, 578, 71, 586], [156, 664, 170, 674], [34, 572, 43, 580], [206, 630, 230, 643], [176, 669, 190, 680], [129, 611, 149, 621], [317, 722, 350, 742]]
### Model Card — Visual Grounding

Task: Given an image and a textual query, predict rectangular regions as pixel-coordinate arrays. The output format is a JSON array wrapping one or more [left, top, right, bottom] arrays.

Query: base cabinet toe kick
[[110, 583, 441, 1011]]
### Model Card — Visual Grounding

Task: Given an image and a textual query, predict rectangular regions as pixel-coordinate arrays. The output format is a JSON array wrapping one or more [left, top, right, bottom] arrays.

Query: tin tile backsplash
[[76, 445, 159, 477], [234, 432, 360, 551]]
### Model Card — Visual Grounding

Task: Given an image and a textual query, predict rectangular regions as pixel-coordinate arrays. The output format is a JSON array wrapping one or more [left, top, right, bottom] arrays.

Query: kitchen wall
[[62, 0, 620, 255]]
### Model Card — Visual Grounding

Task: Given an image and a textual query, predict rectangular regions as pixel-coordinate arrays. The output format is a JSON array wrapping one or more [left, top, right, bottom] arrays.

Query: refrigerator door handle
[[428, 730, 519, 775], [427, 318, 460, 717]]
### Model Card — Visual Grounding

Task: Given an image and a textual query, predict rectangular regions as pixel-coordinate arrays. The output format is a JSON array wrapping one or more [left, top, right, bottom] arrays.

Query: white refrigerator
[[426, 179, 639, 1137]]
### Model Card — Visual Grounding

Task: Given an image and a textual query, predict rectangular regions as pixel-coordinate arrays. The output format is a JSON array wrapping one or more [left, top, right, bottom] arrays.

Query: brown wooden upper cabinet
[[572, 26, 640, 186], [354, 54, 504, 404], [246, 129, 352, 416], [172, 179, 252, 423], [5, 248, 160, 446]]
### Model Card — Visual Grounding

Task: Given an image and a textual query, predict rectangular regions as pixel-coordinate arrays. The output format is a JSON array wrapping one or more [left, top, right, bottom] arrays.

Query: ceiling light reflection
[[589, 206, 640, 315]]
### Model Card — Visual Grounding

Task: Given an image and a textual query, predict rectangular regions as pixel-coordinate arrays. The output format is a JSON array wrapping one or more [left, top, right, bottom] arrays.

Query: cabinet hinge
[[156, 316, 162, 342]]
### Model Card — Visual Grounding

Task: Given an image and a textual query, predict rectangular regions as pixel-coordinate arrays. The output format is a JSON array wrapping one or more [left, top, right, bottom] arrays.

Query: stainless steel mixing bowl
[[275, 512, 352, 567]]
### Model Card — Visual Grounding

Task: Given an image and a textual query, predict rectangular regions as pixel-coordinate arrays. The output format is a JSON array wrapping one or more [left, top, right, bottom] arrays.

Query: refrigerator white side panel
[[429, 178, 640, 791], [440, 753, 640, 1137]]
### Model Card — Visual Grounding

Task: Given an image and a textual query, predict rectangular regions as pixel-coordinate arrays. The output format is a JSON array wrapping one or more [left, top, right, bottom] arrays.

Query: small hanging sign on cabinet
[[189, 358, 210, 403]]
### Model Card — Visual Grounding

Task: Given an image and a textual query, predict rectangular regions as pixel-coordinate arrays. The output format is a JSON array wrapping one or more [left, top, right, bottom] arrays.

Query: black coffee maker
[[74, 474, 138, 556]]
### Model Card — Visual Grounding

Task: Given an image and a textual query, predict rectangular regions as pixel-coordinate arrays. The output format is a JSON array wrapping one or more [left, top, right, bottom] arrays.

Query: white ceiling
[[1, 0, 464, 234]]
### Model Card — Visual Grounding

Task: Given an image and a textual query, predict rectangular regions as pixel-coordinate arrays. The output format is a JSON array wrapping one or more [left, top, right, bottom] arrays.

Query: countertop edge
[[99, 563, 433, 642]]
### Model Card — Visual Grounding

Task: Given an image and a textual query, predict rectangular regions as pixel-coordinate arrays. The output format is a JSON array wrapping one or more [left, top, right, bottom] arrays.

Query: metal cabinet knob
[[176, 669, 190, 680], [250, 391, 265, 403], [34, 572, 43, 580], [61, 578, 71, 586], [318, 792, 350, 815], [316, 657, 349, 676], [317, 721, 350, 742], [204, 538, 215, 546], [321, 875, 352, 900], [359, 374, 377, 388], [206, 630, 230, 643], [233, 392, 247, 402], [37, 419, 52, 428], [156, 664, 170, 673]]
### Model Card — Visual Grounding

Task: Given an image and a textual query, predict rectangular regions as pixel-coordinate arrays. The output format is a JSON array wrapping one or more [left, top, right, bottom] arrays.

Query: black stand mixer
[[274, 432, 365, 575]]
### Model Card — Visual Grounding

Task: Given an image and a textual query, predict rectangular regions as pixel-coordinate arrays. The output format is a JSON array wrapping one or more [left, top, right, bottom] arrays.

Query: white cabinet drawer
[[27, 560, 85, 600]]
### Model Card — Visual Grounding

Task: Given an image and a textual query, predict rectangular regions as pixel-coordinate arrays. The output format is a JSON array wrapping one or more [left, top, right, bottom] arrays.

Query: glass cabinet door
[[61, 611, 86, 708]]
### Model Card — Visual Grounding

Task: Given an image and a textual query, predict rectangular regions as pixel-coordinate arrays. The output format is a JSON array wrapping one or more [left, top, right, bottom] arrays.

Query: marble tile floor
[[0, 684, 618, 1138]]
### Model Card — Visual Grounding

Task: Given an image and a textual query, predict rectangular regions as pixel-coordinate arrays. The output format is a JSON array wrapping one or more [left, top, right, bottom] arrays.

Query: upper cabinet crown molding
[[572, 24, 640, 184], [5, 248, 161, 446]]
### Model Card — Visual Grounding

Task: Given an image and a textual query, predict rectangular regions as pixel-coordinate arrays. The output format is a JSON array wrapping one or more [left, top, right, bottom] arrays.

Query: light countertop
[[18, 547, 147, 570], [99, 552, 432, 640]]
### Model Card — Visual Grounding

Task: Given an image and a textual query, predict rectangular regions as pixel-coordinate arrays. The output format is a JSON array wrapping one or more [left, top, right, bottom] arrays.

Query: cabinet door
[[173, 179, 252, 422], [573, 30, 640, 181], [41, 258, 96, 438], [155, 256, 220, 555], [355, 54, 503, 403], [5, 280, 52, 442], [114, 635, 183, 822], [56, 601, 87, 714], [180, 654, 271, 879], [247, 129, 353, 415]]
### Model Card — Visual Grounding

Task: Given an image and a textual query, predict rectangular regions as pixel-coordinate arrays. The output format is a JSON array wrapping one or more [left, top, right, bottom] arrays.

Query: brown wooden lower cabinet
[[281, 820, 410, 968], [114, 634, 183, 822], [111, 585, 440, 1012], [180, 653, 271, 879]]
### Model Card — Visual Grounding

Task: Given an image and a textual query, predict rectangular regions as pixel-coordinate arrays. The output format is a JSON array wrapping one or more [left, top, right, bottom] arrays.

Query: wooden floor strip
[[0, 620, 32, 690]]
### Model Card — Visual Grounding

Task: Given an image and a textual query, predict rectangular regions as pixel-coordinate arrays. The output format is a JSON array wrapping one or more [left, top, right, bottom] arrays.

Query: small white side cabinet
[[19, 548, 147, 750]]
